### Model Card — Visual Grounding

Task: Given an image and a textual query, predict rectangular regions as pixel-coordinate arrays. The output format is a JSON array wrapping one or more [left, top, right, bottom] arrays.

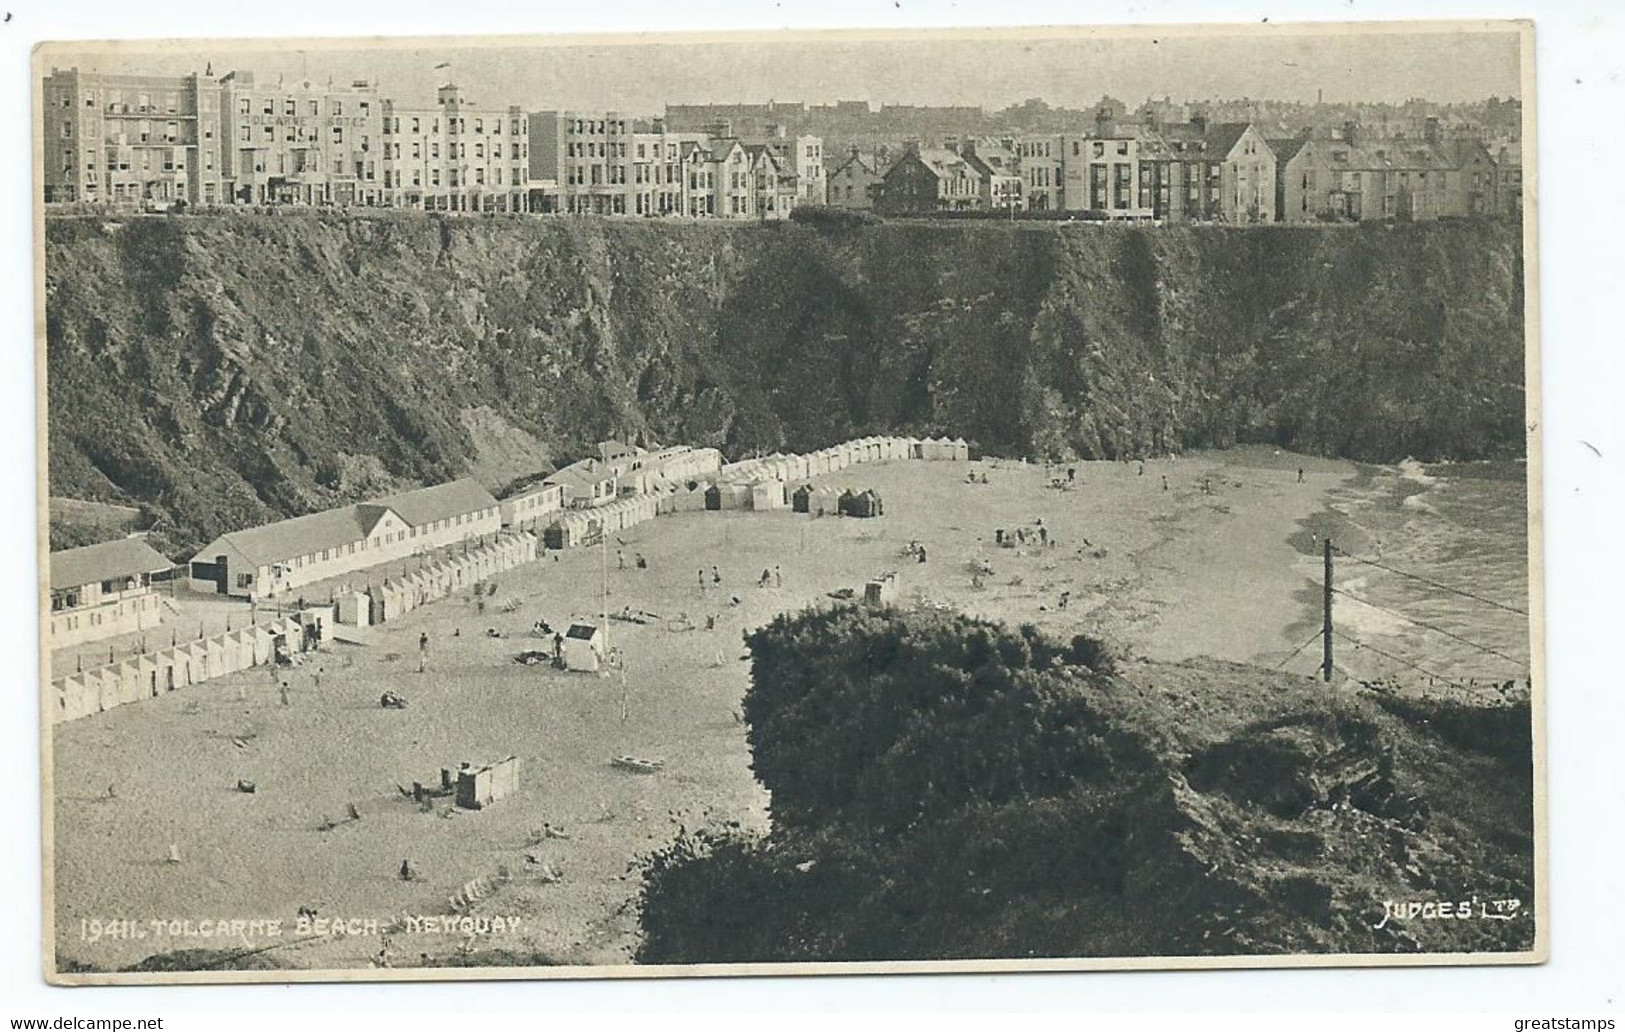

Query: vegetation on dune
[[45, 215, 1523, 556], [632, 607, 1535, 963]]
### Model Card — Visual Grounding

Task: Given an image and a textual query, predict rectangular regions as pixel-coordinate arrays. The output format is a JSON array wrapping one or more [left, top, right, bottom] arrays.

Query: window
[[239, 98, 251, 115], [284, 99, 296, 116], [333, 101, 344, 117], [61, 121, 72, 138], [237, 573, 254, 588]]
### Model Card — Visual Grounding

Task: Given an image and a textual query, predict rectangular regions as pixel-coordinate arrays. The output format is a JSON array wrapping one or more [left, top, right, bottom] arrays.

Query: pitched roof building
[[49, 537, 173, 647], [188, 478, 500, 600]]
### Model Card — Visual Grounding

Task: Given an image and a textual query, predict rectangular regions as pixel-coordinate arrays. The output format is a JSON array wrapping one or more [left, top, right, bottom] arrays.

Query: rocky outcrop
[[44, 213, 1525, 556]]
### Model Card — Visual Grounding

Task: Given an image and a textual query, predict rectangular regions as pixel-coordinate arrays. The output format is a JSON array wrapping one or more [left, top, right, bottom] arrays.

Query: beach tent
[[562, 623, 605, 673], [949, 437, 971, 461]]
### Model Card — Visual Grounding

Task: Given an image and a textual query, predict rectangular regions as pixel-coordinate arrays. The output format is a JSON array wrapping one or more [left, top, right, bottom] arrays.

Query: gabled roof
[[1202, 123, 1253, 158], [1268, 137, 1309, 165], [372, 479, 498, 527], [547, 460, 615, 490], [914, 148, 982, 181], [959, 151, 1012, 180], [1443, 138, 1496, 168], [831, 152, 875, 177], [51, 537, 172, 591], [195, 478, 498, 567], [206, 506, 386, 568], [1322, 140, 1454, 173]]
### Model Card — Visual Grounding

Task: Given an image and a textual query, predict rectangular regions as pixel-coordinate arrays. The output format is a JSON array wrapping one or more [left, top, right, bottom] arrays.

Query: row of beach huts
[[48, 434, 970, 724]]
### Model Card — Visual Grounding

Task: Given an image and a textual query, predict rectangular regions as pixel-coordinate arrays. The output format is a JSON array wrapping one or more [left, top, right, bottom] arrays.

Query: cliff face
[[44, 213, 1525, 555]]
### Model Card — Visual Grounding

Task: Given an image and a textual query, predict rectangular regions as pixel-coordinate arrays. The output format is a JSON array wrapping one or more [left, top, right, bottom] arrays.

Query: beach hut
[[562, 623, 605, 673], [837, 489, 857, 516], [849, 489, 884, 518], [864, 571, 900, 606], [672, 482, 710, 512], [949, 437, 971, 461], [793, 483, 840, 515], [711, 482, 752, 510], [748, 479, 787, 511], [543, 520, 570, 550], [452, 756, 522, 810]]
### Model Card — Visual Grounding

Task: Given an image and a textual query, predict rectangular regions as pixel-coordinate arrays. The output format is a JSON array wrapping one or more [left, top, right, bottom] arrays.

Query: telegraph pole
[[1322, 538, 1334, 683]]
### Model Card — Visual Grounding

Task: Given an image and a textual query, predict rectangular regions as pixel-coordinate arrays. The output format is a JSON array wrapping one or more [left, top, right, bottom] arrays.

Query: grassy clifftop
[[632, 607, 1534, 962], [44, 213, 1524, 555]]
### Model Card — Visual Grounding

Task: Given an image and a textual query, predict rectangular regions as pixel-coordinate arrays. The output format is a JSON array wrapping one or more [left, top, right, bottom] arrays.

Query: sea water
[[1298, 459, 1532, 696]]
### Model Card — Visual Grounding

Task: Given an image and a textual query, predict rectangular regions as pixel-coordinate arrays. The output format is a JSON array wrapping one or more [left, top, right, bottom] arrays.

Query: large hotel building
[[42, 67, 529, 212]]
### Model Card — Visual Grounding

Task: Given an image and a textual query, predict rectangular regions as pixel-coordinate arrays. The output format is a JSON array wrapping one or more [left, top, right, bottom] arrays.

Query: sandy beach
[[52, 447, 1355, 971]]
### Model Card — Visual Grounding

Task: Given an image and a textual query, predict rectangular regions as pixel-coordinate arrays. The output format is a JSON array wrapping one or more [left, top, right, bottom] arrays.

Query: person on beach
[[279, 681, 291, 707], [618, 550, 626, 570], [418, 632, 429, 674], [1162, 476, 1169, 491], [759, 568, 772, 587], [699, 568, 706, 591], [1298, 467, 1305, 483], [712, 566, 722, 585], [313, 666, 323, 691], [774, 566, 782, 588]]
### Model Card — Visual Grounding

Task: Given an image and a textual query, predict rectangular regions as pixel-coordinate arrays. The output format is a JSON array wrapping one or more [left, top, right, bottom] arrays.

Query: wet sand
[[51, 447, 1355, 971]]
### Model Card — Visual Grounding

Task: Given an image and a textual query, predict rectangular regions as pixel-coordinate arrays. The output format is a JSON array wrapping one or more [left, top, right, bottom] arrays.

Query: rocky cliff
[[44, 213, 1525, 555]]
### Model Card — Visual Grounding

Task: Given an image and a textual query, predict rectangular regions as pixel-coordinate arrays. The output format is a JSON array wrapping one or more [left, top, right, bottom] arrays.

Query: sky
[[40, 26, 1524, 117]]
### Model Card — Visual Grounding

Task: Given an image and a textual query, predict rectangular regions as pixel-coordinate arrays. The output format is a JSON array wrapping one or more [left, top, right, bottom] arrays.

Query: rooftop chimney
[[1094, 106, 1115, 137], [1190, 112, 1208, 136], [1343, 120, 1359, 147], [1423, 116, 1442, 145]]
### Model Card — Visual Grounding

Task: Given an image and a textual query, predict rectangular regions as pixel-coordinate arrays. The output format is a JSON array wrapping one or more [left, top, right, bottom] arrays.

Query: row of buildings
[[42, 67, 532, 212], [853, 110, 1521, 222], [46, 441, 725, 646], [41, 65, 1521, 223], [45, 433, 925, 649], [40, 66, 822, 218]]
